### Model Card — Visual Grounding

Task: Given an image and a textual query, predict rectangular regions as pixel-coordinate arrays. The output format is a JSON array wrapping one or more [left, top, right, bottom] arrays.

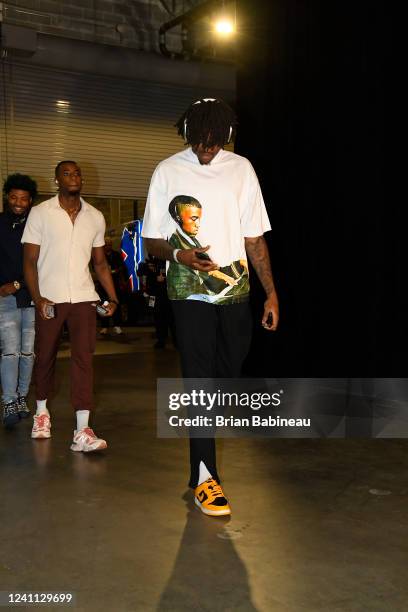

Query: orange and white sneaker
[[31, 413, 51, 439], [194, 478, 231, 516], [70, 427, 107, 453]]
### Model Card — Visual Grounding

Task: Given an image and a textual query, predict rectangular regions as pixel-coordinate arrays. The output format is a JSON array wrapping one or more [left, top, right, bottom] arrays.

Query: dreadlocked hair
[[175, 98, 237, 148], [3, 173, 38, 201]]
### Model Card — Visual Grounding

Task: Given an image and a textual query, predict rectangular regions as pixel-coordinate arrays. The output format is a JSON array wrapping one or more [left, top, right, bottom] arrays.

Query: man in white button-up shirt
[[22, 161, 119, 452]]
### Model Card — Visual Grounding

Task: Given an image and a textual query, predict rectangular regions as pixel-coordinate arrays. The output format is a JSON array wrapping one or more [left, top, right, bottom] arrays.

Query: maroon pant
[[34, 302, 96, 411]]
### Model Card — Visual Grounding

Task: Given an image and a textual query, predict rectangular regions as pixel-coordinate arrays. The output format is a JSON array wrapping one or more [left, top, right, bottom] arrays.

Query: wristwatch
[[13, 280, 21, 291]]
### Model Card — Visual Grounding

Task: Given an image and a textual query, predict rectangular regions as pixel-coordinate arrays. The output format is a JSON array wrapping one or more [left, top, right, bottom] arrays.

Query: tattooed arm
[[245, 235, 279, 331]]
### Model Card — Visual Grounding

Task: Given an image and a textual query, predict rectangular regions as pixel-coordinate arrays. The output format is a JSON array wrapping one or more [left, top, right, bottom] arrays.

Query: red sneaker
[[31, 413, 51, 439], [70, 427, 107, 452]]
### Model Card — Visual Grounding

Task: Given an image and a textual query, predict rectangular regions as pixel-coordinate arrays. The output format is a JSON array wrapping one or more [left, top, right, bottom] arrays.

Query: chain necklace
[[58, 196, 81, 223], [67, 205, 81, 223]]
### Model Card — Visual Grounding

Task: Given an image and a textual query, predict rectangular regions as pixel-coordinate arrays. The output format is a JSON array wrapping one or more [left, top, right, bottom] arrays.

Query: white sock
[[198, 461, 212, 486], [36, 400, 50, 417], [76, 410, 90, 431]]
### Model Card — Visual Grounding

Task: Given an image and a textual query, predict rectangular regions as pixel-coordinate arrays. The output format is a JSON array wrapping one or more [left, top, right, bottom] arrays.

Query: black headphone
[[183, 98, 233, 144]]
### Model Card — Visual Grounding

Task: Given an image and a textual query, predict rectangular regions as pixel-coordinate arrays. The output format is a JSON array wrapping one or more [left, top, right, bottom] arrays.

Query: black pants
[[154, 292, 175, 345], [171, 300, 252, 488]]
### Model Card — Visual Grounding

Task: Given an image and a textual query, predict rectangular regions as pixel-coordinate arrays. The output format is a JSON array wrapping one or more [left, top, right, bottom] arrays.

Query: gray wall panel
[[0, 62, 234, 199]]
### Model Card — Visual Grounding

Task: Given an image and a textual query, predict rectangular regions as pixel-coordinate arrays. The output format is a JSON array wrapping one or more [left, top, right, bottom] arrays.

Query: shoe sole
[[31, 432, 51, 439], [70, 441, 107, 453], [194, 497, 231, 516]]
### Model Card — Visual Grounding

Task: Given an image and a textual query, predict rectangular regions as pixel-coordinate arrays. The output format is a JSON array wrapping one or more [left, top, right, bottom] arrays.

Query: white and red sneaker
[[31, 413, 51, 439], [70, 427, 107, 453]]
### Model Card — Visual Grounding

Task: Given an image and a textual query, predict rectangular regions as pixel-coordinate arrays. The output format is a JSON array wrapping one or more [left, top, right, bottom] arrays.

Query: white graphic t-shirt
[[142, 147, 271, 305]]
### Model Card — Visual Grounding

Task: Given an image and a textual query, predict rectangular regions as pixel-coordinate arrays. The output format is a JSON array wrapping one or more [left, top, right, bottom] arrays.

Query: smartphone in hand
[[96, 301, 109, 316], [45, 304, 55, 318], [195, 251, 212, 261], [264, 312, 273, 328]]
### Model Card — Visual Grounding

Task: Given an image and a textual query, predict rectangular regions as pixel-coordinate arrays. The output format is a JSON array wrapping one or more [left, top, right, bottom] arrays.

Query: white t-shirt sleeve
[[241, 163, 271, 238], [92, 211, 106, 247], [21, 206, 43, 245], [142, 165, 170, 239]]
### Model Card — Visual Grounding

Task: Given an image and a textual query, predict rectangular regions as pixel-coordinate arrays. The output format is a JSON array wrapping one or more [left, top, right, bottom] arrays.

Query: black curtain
[[236, 0, 401, 376]]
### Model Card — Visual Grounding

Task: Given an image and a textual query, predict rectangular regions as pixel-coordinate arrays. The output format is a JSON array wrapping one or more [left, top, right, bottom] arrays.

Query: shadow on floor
[[157, 491, 258, 612]]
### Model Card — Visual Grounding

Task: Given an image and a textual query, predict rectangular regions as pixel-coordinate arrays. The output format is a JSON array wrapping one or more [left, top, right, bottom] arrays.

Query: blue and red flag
[[121, 220, 144, 292]]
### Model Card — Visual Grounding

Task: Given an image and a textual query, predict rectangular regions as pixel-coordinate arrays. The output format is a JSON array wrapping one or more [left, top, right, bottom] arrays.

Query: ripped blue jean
[[0, 295, 35, 404]]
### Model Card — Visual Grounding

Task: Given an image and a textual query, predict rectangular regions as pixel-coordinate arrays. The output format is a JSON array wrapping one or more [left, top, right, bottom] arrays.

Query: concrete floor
[[1, 329, 408, 612]]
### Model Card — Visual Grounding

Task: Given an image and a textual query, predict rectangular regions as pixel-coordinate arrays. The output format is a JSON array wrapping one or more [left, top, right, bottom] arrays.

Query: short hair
[[3, 173, 38, 201], [55, 160, 78, 176], [175, 98, 237, 147], [168, 195, 201, 222]]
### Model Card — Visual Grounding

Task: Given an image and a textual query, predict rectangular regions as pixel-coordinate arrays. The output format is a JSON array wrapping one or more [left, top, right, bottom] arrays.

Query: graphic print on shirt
[[166, 195, 249, 304]]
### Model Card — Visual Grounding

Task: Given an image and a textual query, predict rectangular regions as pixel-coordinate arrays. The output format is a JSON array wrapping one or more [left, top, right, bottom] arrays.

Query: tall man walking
[[142, 98, 279, 516], [23, 161, 119, 451], [0, 173, 37, 428]]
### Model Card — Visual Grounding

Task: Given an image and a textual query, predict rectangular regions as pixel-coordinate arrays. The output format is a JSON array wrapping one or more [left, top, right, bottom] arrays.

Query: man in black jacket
[[0, 173, 37, 428]]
